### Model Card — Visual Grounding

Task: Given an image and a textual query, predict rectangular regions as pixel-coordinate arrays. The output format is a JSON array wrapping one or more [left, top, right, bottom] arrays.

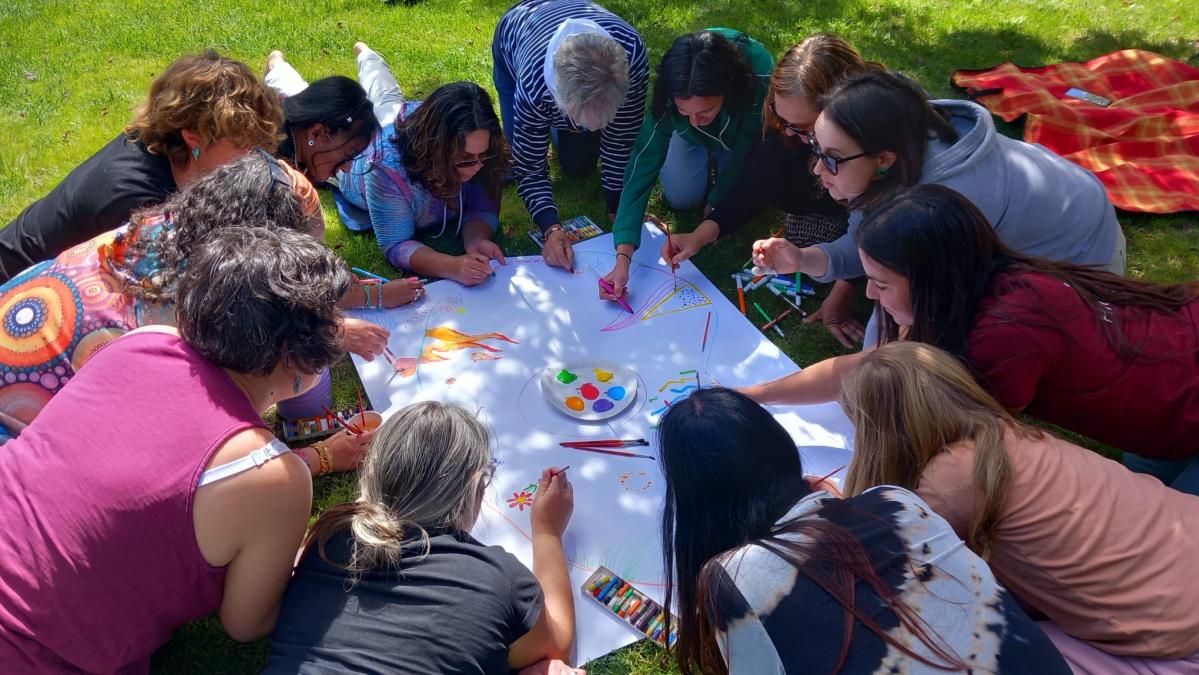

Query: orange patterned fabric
[[953, 49, 1199, 213]]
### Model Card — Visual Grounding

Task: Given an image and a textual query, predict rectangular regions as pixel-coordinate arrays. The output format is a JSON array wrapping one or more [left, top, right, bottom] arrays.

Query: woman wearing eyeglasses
[[330, 66, 510, 286], [662, 35, 879, 347], [753, 70, 1123, 344]]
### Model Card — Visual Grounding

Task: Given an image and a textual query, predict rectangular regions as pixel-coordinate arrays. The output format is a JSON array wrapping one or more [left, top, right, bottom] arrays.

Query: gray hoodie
[[813, 99, 1120, 282]]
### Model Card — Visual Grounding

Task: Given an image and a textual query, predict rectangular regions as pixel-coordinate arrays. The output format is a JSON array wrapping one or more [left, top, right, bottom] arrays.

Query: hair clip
[[345, 116, 353, 124]]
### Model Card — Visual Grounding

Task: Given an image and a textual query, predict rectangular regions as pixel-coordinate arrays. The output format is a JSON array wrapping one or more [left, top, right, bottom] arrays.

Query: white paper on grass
[[348, 227, 855, 664]]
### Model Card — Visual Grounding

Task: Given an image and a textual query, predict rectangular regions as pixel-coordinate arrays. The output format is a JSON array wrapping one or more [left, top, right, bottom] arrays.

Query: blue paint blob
[[593, 399, 615, 413], [606, 386, 626, 401]]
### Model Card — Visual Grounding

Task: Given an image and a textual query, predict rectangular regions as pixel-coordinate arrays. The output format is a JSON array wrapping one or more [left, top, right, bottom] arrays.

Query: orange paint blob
[[564, 396, 585, 411]]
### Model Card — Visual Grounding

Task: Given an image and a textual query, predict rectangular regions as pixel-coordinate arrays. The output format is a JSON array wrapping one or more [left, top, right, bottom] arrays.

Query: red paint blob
[[579, 383, 600, 400]]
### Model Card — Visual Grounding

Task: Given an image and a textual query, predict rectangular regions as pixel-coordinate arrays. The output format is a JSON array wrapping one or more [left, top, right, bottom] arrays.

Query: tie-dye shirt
[[712, 486, 1069, 674]]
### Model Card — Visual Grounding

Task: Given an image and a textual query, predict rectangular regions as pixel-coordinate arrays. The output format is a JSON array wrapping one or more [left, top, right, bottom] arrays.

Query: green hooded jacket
[[611, 28, 774, 249]]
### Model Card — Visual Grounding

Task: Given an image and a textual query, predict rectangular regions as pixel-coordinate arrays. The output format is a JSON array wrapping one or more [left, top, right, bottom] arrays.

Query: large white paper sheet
[[349, 228, 854, 663]]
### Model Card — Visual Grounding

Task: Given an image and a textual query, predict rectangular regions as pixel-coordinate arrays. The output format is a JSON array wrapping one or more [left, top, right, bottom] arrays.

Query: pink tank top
[[0, 331, 268, 673]]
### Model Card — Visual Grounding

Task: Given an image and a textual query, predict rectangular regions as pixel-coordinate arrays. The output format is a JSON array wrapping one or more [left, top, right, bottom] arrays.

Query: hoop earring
[[293, 376, 303, 393], [307, 138, 316, 147], [192, 147, 201, 160]]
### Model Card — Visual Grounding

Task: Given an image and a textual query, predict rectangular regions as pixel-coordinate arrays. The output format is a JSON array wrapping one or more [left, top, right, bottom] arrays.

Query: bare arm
[[509, 467, 575, 668], [739, 350, 871, 406], [193, 428, 314, 641]]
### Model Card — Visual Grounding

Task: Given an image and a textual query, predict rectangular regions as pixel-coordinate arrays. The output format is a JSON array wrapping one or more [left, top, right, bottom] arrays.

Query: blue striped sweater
[[493, 0, 648, 230]]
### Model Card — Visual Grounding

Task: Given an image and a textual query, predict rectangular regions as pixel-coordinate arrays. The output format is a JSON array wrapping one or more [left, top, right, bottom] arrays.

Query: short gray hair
[[554, 33, 629, 131], [308, 401, 494, 580]]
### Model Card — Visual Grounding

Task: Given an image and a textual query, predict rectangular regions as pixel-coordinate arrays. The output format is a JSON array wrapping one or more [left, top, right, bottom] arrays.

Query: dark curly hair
[[120, 152, 312, 303], [651, 30, 758, 119], [176, 226, 351, 376], [393, 81, 508, 202]]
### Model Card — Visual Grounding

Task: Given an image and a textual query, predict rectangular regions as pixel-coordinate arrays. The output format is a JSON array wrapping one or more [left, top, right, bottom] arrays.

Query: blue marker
[[352, 267, 391, 283]]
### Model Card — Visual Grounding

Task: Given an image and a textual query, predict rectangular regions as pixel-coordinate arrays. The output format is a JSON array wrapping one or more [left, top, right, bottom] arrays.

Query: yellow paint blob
[[594, 368, 614, 383], [564, 396, 585, 412]]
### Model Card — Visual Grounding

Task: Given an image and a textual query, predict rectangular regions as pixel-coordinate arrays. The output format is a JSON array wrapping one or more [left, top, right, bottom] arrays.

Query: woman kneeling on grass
[[841, 342, 1199, 672], [656, 386, 1068, 674], [267, 401, 580, 675], [0, 227, 370, 673], [743, 185, 1199, 493]]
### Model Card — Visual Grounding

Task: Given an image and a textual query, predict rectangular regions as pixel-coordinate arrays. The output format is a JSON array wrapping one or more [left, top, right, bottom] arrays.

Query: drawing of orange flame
[[391, 326, 517, 377]]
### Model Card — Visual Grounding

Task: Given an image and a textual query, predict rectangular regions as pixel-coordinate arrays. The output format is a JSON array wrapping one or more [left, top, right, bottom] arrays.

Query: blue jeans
[[492, 42, 600, 178], [1123, 452, 1199, 496], [659, 132, 731, 210]]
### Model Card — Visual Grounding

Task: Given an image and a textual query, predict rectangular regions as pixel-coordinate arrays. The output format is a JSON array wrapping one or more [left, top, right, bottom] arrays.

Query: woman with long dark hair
[[742, 185, 1199, 492], [656, 386, 1067, 674], [840, 342, 1199, 671], [662, 34, 880, 347], [331, 70, 510, 286], [752, 70, 1124, 342], [601, 29, 773, 302]]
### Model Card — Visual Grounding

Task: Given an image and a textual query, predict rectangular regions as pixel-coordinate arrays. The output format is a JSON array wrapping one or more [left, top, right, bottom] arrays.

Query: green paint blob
[[556, 369, 578, 384]]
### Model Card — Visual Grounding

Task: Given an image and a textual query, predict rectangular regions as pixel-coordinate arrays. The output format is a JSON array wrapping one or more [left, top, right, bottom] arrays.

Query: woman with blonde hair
[[661, 35, 879, 347], [841, 341, 1199, 672], [267, 401, 580, 674], [0, 50, 282, 280]]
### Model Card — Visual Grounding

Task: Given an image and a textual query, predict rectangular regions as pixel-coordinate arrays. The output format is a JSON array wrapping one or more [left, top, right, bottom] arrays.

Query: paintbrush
[[741, 227, 784, 269], [808, 465, 846, 489], [560, 439, 649, 448], [559, 445, 656, 460], [701, 311, 712, 351], [549, 465, 571, 478]]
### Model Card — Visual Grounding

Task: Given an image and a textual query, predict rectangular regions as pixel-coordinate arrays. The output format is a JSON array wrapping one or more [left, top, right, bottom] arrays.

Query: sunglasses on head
[[254, 147, 293, 197], [769, 101, 815, 142], [453, 153, 496, 170], [809, 139, 870, 176]]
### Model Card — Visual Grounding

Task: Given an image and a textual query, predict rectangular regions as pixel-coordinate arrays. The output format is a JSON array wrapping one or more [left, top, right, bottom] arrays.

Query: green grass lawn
[[2, 0, 1196, 672]]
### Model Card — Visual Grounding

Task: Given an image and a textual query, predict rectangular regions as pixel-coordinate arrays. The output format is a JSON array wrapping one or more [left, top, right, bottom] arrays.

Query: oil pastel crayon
[[597, 577, 621, 600], [587, 576, 611, 595], [609, 586, 632, 610]]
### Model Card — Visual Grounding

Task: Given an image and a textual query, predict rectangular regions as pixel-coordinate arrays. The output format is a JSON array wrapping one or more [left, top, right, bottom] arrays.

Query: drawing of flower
[[507, 490, 535, 511]]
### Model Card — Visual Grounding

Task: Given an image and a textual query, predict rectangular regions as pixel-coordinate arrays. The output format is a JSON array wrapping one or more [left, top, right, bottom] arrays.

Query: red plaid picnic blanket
[[953, 50, 1199, 213]]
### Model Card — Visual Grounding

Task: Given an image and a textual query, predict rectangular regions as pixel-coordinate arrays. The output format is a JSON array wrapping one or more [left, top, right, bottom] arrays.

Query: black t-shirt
[[708, 129, 845, 237], [266, 529, 542, 675], [0, 133, 175, 281]]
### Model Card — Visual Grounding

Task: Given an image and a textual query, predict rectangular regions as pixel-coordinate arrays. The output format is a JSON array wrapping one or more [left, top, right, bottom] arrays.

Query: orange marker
[[735, 275, 747, 315]]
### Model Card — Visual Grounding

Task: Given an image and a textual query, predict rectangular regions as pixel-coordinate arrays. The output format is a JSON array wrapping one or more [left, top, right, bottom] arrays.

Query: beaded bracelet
[[310, 441, 332, 477]]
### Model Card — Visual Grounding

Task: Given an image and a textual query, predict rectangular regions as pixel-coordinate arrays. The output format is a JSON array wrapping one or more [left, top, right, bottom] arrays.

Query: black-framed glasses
[[769, 101, 815, 142], [809, 139, 869, 176], [453, 153, 496, 170]]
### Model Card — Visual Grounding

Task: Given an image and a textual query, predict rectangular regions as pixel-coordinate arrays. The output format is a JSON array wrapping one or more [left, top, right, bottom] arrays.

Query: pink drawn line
[[480, 497, 666, 587]]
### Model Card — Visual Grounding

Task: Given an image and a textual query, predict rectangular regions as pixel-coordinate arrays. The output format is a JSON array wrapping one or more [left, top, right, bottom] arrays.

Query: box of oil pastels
[[582, 566, 678, 648]]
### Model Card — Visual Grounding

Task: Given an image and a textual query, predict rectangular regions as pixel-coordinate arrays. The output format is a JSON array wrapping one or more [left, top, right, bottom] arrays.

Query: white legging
[[265, 46, 406, 128]]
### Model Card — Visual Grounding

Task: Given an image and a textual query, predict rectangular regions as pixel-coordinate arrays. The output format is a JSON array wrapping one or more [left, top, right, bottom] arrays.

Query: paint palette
[[540, 359, 638, 422]]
